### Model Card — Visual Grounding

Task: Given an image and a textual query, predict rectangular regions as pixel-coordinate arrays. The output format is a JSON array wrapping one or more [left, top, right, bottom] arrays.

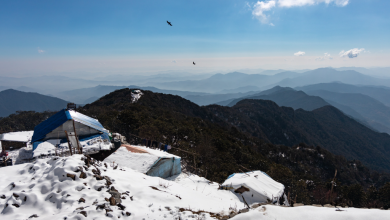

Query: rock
[[79, 172, 87, 179], [234, 186, 250, 194], [117, 203, 126, 210], [239, 208, 249, 213], [121, 196, 126, 199], [66, 173, 76, 180], [222, 216, 229, 220], [293, 203, 305, 207], [24, 196, 27, 202], [13, 193, 19, 198], [109, 197, 116, 205], [0, 195, 6, 199], [12, 204, 20, 208], [80, 211, 87, 217], [28, 214, 39, 218], [252, 203, 261, 208], [125, 212, 131, 216], [97, 186, 105, 191], [76, 207, 84, 210], [95, 175, 103, 181], [229, 213, 237, 218], [96, 204, 107, 210], [79, 198, 85, 203], [108, 189, 122, 204]]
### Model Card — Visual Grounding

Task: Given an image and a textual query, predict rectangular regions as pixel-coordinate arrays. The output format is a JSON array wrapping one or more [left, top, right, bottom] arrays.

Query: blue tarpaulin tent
[[32, 109, 109, 143]]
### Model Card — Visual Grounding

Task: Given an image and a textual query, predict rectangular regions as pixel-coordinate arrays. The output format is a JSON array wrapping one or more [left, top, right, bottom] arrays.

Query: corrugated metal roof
[[31, 109, 108, 142]]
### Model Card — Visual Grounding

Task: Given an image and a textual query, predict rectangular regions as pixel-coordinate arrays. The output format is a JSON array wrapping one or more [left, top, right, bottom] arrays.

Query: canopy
[[32, 109, 108, 142]]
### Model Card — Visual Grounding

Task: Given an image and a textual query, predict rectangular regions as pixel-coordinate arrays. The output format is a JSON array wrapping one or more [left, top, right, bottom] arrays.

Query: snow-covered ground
[[1, 154, 389, 220], [230, 205, 390, 220]]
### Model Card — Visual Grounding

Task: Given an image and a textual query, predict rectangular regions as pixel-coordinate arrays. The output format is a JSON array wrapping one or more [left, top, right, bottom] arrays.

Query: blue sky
[[0, 0, 389, 76]]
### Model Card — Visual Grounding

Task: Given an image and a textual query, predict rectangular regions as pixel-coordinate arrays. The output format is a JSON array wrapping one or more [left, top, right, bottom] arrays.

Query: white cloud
[[252, 0, 276, 24], [278, 0, 349, 7], [316, 53, 333, 61], [249, 0, 348, 24], [37, 47, 45, 53], [339, 48, 365, 58], [294, 51, 305, 56]]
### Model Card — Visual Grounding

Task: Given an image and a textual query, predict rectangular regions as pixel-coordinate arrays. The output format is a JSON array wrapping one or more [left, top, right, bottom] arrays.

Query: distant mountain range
[[155, 71, 302, 93], [302, 90, 390, 134], [275, 68, 390, 89], [153, 68, 390, 93], [217, 86, 390, 134], [296, 82, 390, 107], [0, 89, 69, 117]]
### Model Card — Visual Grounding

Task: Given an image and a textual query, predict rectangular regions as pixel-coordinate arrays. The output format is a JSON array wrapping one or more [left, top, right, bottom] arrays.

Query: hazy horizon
[[1, 0, 390, 78]]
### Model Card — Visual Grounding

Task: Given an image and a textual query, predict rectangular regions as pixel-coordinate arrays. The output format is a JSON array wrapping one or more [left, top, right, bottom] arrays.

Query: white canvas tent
[[104, 145, 181, 178], [221, 170, 288, 206]]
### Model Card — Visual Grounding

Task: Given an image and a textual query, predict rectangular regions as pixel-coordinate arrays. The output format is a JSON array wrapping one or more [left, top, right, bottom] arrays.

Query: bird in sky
[[167, 21, 172, 26], [193, 62, 196, 65]]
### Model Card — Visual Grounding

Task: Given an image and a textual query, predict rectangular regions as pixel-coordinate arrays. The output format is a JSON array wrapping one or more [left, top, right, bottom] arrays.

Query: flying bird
[[167, 21, 172, 26], [193, 62, 196, 65]]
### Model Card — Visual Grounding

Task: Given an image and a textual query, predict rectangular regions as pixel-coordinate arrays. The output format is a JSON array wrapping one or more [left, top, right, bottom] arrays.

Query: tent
[[104, 145, 181, 178], [0, 131, 33, 153], [31, 109, 112, 155], [32, 109, 109, 143], [221, 171, 288, 206]]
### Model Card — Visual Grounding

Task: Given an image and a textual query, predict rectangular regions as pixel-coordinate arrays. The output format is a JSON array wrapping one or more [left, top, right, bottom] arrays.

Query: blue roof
[[31, 109, 108, 142]]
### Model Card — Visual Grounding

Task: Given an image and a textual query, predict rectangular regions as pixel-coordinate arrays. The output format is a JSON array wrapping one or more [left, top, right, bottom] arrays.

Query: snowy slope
[[0, 155, 244, 220], [1, 155, 389, 220], [230, 205, 390, 220]]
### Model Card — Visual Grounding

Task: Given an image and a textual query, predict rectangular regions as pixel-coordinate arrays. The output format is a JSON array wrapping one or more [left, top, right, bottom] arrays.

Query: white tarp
[[104, 145, 181, 178], [0, 131, 34, 142], [222, 171, 286, 205]]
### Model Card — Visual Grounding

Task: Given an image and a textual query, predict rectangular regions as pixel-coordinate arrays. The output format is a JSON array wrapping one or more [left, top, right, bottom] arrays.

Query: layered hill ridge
[[207, 99, 390, 172], [0, 89, 68, 117]]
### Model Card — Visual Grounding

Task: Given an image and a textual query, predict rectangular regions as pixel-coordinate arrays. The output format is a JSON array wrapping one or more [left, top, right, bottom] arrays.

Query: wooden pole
[[64, 131, 73, 156], [72, 120, 82, 154], [330, 169, 337, 203]]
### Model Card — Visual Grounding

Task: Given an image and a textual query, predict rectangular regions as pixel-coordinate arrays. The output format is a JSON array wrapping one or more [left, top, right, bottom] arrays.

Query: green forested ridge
[[206, 99, 390, 172], [1, 88, 389, 208]]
